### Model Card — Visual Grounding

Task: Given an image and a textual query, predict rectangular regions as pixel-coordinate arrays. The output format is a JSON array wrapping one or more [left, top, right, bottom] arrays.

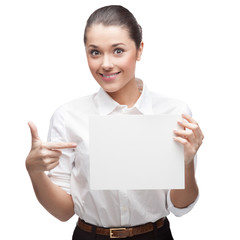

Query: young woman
[[26, 5, 204, 240]]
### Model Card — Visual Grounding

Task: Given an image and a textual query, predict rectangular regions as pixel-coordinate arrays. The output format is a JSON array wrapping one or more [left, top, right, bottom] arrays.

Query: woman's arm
[[171, 114, 204, 208], [26, 122, 77, 221], [170, 161, 198, 208], [27, 171, 75, 221]]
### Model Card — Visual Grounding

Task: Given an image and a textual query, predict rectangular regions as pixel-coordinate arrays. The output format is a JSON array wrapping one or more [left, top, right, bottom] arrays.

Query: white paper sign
[[89, 115, 184, 190]]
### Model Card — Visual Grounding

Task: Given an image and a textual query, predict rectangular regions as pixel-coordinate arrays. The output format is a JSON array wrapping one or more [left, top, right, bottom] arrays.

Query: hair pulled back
[[84, 5, 142, 49]]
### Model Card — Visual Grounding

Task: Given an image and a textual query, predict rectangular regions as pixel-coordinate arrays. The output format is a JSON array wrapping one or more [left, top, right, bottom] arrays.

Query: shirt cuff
[[167, 190, 199, 217]]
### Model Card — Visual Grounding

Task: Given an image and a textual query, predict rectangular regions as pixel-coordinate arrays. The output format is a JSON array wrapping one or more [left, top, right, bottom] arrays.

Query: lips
[[99, 72, 120, 81]]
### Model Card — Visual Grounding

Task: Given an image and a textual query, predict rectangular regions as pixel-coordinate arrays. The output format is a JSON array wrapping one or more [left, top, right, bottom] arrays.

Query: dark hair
[[84, 5, 142, 49]]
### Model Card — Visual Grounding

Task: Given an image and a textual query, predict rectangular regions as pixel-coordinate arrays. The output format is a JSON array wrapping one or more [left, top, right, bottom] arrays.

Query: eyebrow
[[88, 43, 126, 48]]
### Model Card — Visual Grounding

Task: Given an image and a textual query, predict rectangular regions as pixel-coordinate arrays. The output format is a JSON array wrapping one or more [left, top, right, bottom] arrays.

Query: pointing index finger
[[43, 142, 77, 150]]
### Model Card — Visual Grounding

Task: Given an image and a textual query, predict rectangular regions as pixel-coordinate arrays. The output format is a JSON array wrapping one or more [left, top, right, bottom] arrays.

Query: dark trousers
[[72, 218, 174, 240]]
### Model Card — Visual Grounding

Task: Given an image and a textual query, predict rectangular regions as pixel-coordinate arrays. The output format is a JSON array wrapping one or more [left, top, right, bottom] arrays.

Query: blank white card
[[89, 115, 184, 190]]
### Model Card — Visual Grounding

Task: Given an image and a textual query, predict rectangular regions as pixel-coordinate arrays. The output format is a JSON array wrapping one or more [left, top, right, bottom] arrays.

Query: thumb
[[28, 121, 41, 145]]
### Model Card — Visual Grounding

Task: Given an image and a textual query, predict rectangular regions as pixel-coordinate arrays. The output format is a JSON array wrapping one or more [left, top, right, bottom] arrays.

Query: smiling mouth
[[99, 72, 121, 78]]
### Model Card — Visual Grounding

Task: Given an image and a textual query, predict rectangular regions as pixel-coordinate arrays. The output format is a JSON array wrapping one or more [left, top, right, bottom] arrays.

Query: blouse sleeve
[[47, 107, 75, 194]]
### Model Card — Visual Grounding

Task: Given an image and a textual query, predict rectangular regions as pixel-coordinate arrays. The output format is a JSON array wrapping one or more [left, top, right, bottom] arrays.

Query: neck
[[107, 78, 141, 108]]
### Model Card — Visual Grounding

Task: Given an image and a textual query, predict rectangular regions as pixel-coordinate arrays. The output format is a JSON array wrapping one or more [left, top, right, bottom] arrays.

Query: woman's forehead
[[85, 24, 133, 47]]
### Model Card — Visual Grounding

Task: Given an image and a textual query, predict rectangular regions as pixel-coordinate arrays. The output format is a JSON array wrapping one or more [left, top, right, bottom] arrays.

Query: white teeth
[[102, 73, 119, 78]]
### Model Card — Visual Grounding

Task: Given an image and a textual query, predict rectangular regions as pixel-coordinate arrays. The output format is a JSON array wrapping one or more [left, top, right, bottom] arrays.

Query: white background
[[0, 0, 239, 239]]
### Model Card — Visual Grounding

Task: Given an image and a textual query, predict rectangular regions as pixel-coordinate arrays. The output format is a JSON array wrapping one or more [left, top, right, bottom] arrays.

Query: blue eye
[[114, 48, 124, 54], [90, 50, 100, 56]]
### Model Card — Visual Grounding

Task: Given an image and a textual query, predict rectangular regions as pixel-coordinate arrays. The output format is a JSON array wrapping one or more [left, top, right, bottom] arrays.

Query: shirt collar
[[93, 79, 153, 115], [134, 79, 153, 114]]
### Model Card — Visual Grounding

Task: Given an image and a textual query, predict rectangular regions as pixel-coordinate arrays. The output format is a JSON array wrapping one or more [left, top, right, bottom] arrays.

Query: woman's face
[[85, 24, 143, 94]]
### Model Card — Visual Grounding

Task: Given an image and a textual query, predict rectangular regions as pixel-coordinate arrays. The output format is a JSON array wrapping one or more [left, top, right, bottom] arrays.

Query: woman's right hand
[[26, 122, 77, 174]]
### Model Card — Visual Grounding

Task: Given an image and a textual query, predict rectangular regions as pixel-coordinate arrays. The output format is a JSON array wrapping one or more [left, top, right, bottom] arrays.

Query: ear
[[136, 41, 144, 61]]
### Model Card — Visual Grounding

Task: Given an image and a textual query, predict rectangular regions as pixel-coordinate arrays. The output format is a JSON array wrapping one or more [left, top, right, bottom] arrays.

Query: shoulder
[[51, 93, 98, 120], [150, 91, 192, 116]]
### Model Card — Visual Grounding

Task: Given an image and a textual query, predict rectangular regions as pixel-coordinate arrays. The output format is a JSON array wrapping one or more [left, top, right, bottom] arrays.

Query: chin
[[102, 86, 120, 93], [96, 81, 120, 93]]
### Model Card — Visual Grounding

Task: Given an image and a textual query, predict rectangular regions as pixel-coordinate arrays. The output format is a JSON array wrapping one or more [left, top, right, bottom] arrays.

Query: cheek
[[119, 56, 137, 73], [87, 58, 99, 74]]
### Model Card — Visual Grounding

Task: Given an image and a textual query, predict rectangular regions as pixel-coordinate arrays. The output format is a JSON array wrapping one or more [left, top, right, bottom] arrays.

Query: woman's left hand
[[173, 114, 204, 165]]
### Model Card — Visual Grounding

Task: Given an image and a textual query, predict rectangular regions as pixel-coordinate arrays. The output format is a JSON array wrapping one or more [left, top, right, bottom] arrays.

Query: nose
[[101, 54, 113, 70]]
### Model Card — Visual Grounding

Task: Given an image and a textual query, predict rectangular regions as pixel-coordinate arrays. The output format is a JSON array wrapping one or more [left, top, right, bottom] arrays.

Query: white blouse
[[47, 79, 198, 227]]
